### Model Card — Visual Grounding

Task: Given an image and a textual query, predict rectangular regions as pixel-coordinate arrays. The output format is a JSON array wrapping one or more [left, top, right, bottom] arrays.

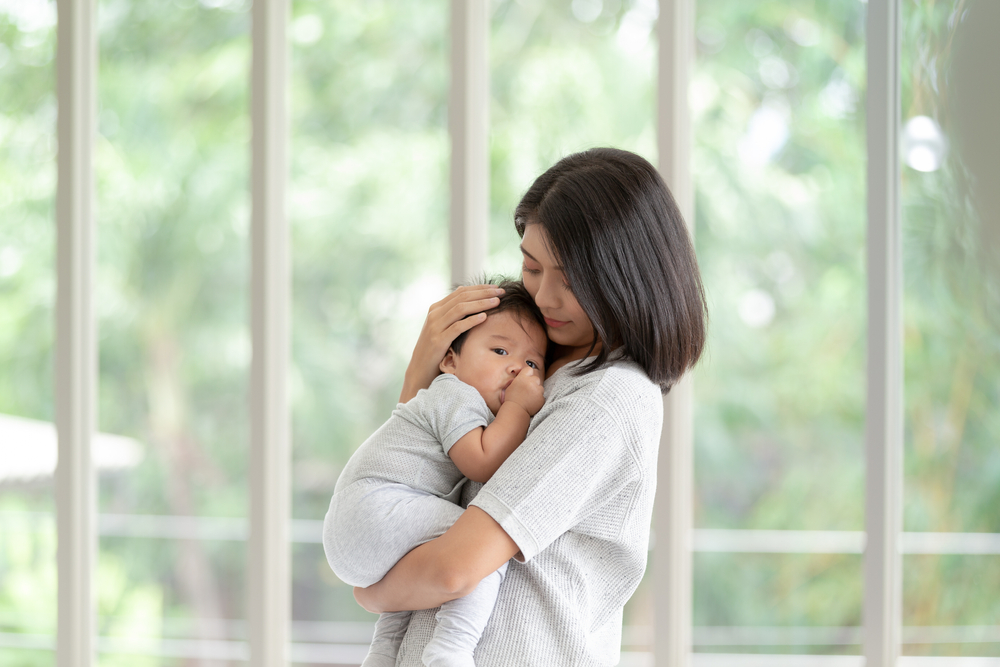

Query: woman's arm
[[353, 506, 519, 613], [400, 285, 506, 402]]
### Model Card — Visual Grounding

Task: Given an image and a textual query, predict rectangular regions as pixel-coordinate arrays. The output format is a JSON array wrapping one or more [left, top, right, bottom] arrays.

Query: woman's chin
[[546, 328, 578, 347]]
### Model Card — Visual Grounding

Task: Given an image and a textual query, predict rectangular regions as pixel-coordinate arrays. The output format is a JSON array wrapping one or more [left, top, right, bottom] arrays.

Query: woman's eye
[[493, 348, 508, 356], [521, 263, 541, 275]]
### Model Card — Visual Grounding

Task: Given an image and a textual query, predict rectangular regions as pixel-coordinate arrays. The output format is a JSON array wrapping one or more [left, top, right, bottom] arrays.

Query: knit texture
[[394, 358, 662, 666], [334, 373, 493, 499]]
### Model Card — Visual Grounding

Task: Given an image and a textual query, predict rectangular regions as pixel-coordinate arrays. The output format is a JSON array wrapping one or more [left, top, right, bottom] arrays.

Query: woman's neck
[[546, 340, 603, 378]]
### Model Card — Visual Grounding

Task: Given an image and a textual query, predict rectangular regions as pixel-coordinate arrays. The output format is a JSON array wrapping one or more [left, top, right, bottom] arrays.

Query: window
[[692, 0, 867, 657], [2, 1, 997, 665]]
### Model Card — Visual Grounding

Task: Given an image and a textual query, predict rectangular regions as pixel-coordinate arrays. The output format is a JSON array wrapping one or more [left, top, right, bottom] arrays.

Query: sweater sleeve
[[469, 392, 640, 562], [405, 374, 494, 454]]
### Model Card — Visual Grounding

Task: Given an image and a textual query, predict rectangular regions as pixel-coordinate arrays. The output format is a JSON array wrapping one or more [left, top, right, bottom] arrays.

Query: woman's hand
[[399, 284, 505, 402]]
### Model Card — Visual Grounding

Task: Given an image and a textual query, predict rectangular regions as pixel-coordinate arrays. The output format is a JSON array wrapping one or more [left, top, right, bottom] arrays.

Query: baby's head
[[439, 279, 548, 415]]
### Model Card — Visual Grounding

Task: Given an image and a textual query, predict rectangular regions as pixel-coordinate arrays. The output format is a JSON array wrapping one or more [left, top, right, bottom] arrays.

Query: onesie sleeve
[[413, 374, 494, 454], [469, 390, 645, 562]]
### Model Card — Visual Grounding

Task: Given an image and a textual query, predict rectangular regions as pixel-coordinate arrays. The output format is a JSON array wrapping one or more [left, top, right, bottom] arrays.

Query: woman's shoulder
[[535, 358, 663, 479], [545, 358, 662, 423]]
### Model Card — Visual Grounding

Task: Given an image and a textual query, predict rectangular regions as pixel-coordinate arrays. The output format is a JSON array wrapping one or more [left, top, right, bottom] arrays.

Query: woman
[[353, 147, 707, 665]]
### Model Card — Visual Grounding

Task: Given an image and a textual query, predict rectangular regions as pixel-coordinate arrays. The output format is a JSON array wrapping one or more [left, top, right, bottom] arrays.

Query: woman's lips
[[544, 316, 569, 328]]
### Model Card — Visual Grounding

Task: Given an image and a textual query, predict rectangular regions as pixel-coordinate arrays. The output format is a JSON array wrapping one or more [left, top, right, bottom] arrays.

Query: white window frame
[[654, 0, 696, 665], [55, 0, 97, 665], [47, 0, 921, 664], [248, 0, 291, 665], [864, 1, 904, 666]]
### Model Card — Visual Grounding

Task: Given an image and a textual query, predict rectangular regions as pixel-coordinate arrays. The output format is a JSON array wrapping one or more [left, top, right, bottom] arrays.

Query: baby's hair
[[449, 276, 547, 357]]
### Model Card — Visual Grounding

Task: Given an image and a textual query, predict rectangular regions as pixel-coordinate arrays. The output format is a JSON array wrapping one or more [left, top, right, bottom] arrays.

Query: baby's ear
[[439, 348, 458, 374]]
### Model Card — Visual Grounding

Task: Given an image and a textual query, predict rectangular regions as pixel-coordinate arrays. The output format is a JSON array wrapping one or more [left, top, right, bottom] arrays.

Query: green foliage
[[488, 0, 656, 270], [1, 0, 998, 661]]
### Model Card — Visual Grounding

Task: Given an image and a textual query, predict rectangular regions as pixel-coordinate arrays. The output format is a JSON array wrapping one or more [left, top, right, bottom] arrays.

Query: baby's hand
[[503, 367, 545, 416]]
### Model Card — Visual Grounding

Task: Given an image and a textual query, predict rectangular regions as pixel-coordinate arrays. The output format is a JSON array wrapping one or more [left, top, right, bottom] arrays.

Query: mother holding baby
[[354, 147, 708, 665]]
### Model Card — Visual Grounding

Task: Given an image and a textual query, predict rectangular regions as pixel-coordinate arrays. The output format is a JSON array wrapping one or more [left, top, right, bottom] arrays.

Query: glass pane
[[488, 0, 657, 272], [901, 0, 1000, 657], [489, 2, 658, 653], [0, 1, 57, 664], [290, 0, 449, 658], [692, 0, 866, 653], [694, 553, 862, 655], [96, 0, 250, 663]]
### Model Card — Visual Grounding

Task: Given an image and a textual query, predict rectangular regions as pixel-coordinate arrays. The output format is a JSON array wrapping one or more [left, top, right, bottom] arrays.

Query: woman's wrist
[[354, 584, 384, 614], [399, 365, 437, 403]]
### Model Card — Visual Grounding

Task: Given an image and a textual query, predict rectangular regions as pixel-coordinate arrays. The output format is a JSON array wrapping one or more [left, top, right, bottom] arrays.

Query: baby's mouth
[[499, 379, 514, 406]]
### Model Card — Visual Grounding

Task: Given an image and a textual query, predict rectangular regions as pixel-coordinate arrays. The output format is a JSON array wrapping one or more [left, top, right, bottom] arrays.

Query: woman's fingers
[[426, 286, 503, 341], [430, 286, 504, 319], [443, 311, 487, 339], [439, 295, 501, 324]]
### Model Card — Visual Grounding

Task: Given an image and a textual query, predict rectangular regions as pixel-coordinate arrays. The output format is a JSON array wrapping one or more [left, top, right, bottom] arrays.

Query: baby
[[323, 279, 547, 667]]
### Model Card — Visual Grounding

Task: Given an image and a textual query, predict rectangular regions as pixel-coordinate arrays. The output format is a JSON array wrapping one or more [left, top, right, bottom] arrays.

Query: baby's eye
[[526, 360, 539, 369], [493, 348, 508, 356]]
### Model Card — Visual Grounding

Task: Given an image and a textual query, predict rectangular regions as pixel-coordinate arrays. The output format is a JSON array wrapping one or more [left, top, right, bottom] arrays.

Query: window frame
[[50, 0, 915, 665]]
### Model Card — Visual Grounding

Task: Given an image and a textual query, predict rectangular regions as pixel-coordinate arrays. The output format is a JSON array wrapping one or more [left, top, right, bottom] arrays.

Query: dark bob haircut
[[514, 147, 707, 393], [450, 276, 548, 359]]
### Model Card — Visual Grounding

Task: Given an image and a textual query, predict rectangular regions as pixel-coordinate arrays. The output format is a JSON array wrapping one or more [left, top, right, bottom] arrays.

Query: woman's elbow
[[429, 560, 478, 599]]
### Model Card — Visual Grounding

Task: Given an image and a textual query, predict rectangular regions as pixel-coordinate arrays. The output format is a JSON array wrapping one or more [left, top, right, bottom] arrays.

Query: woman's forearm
[[354, 539, 466, 613], [399, 364, 438, 404], [354, 506, 520, 614]]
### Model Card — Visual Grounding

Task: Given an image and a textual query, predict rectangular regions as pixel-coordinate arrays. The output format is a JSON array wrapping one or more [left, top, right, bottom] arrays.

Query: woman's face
[[520, 224, 598, 361]]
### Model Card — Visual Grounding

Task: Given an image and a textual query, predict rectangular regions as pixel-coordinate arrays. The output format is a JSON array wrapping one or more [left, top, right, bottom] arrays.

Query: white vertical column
[[864, 0, 903, 666], [55, 1, 96, 666], [654, 0, 695, 666], [249, 0, 290, 665], [449, 0, 489, 286]]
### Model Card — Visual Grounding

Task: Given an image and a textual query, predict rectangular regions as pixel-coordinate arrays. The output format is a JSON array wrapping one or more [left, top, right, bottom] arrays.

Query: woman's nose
[[533, 277, 559, 309]]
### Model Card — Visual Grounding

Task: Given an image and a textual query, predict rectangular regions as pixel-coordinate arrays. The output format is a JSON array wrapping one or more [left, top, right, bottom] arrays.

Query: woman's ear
[[439, 348, 458, 374]]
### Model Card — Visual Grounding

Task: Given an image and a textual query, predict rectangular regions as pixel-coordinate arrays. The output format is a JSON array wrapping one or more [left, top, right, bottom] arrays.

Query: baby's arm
[[448, 367, 544, 483]]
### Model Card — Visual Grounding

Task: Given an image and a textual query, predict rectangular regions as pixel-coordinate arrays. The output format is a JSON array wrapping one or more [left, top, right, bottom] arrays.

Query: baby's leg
[[421, 561, 508, 667], [361, 610, 412, 667], [325, 481, 466, 666], [324, 480, 465, 586]]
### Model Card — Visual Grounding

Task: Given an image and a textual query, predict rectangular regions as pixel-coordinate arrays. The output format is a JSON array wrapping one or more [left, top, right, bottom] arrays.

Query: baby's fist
[[504, 367, 545, 416]]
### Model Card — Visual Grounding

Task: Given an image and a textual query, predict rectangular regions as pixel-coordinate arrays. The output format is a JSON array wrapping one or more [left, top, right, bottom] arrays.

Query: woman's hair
[[514, 147, 707, 393], [450, 276, 548, 358]]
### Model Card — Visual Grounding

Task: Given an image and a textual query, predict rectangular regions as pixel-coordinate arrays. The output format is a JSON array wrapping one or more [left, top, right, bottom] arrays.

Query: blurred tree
[[1, 0, 997, 663]]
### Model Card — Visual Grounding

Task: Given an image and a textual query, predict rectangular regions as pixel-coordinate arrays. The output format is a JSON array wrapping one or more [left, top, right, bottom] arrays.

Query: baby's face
[[440, 311, 547, 415]]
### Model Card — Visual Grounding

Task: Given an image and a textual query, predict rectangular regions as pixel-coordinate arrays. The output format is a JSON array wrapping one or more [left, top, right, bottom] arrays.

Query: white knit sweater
[[394, 356, 663, 666]]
